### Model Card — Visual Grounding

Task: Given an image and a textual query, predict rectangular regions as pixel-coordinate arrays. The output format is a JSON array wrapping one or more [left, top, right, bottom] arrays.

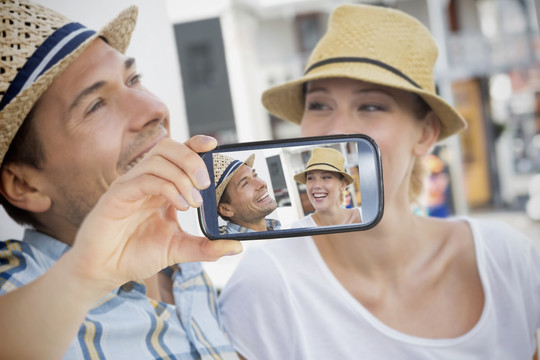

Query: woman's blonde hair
[[409, 95, 433, 205]]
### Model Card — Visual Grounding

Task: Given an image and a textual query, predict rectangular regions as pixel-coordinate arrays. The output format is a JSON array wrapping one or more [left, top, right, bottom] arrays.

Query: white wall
[[0, 0, 198, 239]]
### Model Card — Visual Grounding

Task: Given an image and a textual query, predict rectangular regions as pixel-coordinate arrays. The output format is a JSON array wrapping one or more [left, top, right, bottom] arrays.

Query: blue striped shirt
[[0, 229, 239, 360]]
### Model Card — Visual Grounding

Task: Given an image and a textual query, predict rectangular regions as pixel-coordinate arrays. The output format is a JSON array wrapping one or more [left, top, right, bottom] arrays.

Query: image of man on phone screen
[[213, 153, 281, 234]]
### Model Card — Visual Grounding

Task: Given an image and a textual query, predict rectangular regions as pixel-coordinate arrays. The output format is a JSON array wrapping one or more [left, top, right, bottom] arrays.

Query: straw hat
[[262, 4, 467, 141], [213, 153, 255, 205], [294, 147, 354, 185], [0, 0, 138, 165]]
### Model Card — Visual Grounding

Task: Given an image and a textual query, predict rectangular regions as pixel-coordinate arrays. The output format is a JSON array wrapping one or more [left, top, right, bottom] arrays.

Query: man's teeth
[[256, 192, 269, 202], [126, 154, 146, 170]]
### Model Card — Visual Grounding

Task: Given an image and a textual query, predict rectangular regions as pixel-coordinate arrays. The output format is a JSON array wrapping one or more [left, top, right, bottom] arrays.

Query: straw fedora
[[294, 147, 354, 185], [0, 0, 138, 165], [262, 4, 467, 141], [213, 153, 255, 205]]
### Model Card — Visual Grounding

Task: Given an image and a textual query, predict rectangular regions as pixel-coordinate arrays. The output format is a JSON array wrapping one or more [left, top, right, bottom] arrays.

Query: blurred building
[[168, 0, 540, 217]]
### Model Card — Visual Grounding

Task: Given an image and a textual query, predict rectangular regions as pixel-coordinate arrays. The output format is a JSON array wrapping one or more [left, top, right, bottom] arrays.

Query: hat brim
[[262, 62, 467, 141], [0, 6, 138, 165], [294, 165, 355, 186]]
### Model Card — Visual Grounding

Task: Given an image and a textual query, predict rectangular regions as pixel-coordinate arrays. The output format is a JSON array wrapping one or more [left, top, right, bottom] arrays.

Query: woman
[[293, 147, 361, 227], [219, 4, 540, 359]]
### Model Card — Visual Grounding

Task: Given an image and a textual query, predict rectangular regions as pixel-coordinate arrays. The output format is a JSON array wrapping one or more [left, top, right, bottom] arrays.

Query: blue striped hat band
[[216, 160, 243, 189], [0, 22, 96, 112]]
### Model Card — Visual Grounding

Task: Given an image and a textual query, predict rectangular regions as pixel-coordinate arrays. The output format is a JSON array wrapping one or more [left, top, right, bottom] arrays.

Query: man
[[0, 1, 242, 358], [213, 153, 280, 234]]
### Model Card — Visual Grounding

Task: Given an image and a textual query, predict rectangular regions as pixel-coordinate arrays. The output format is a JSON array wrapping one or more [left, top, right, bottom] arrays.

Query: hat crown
[[306, 4, 438, 93], [0, 1, 137, 165], [213, 153, 238, 186], [0, 0, 71, 102], [212, 153, 255, 205], [306, 147, 346, 172]]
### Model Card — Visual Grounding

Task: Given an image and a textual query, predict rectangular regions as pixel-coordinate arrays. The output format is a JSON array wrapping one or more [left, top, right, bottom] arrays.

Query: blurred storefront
[[169, 0, 540, 217]]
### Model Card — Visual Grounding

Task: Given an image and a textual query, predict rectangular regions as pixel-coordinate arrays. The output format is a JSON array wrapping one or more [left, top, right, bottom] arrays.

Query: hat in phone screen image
[[294, 147, 354, 185], [213, 153, 256, 205]]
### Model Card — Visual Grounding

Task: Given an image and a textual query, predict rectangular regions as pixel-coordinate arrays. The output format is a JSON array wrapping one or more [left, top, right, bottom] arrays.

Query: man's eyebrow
[[68, 58, 137, 112], [68, 81, 106, 112], [125, 57, 136, 70], [235, 175, 249, 190]]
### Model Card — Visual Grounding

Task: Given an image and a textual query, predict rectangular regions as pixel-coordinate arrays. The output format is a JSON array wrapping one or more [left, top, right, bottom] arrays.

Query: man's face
[[30, 39, 169, 229], [220, 165, 277, 226]]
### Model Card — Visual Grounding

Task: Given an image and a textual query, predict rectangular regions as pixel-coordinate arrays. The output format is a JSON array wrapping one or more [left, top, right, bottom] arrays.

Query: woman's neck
[[313, 207, 429, 280], [312, 207, 349, 226]]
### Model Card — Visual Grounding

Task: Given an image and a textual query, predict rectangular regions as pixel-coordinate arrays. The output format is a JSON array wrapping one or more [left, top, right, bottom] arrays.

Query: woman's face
[[300, 77, 434, 205], [305, 170, 346, 212]]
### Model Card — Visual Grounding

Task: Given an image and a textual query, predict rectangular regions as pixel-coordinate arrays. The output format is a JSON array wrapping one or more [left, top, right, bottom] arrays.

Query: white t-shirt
[[218, 218, 540, 359], [291, 209, 362, 229]]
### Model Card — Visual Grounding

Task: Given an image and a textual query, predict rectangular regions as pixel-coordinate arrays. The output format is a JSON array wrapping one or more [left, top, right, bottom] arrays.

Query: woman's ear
[[0, 163, 51, 213], [413, 111, 441, 156]]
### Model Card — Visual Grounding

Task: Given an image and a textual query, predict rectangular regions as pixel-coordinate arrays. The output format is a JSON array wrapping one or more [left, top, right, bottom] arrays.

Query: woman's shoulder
[[433, 216, 537, 271]]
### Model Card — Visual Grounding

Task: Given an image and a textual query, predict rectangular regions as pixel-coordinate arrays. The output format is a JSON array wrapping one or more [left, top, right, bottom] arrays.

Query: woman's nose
[[325, 110, 358, 135]]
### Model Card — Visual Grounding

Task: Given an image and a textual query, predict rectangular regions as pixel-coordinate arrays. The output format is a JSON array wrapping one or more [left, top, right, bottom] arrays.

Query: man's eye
[[128, 73, 143, 86], [86, 99, 105, 116]]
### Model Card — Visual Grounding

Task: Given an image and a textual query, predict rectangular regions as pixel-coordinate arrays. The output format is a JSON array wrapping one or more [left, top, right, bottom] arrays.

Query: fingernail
[[199, 135, 215, 143], [225, 245, 243, 256], [191, 188, 203, 204], [195, 167, 211, 188], [177, 194, 189, 208]]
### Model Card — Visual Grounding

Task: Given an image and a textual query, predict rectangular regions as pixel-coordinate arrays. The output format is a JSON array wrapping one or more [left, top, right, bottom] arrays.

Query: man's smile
[[255, 191, 271, 203]]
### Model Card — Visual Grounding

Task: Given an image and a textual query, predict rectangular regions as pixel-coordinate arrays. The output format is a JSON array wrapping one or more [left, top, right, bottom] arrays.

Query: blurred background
[[3, 0, 540, 288]]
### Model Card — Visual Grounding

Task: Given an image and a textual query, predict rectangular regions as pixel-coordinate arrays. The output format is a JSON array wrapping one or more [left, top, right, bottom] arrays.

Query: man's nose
[[254, 176, 266, 189], [124, 89, 168, 129]]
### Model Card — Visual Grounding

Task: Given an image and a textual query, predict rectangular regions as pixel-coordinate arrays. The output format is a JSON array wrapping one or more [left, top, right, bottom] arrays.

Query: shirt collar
[[226, 218, 281, 233], [23, 228, 71, 262]]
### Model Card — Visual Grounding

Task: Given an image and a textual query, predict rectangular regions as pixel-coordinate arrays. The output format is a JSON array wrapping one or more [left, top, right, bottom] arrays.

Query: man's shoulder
[[0, 239, 44, 294], [266, 218, 281, 230], [0, 238, 33, 258]]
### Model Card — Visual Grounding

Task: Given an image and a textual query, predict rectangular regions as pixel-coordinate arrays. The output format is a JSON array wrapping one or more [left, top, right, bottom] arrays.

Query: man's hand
[[67, 135, 242, 293]]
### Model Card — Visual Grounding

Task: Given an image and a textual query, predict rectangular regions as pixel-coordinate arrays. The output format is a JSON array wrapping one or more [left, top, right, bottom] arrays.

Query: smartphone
[[198, 134, 384, 240]]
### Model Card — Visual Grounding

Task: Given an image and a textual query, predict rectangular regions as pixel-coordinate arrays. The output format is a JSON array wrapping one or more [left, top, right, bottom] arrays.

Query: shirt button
[[120, 282, 134, 292]]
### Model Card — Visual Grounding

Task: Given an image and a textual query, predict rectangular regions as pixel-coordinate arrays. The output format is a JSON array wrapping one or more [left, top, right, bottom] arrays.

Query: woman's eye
[[306, 101, 329, 111], [359, 103, 384, 112], [86, 99, 105, 116]]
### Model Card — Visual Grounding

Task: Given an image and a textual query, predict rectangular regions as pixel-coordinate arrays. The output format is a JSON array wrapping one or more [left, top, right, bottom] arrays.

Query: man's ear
[[0, 163, 51, 213], [413, 111, 441, 157], [217, 202, 235, 218]]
